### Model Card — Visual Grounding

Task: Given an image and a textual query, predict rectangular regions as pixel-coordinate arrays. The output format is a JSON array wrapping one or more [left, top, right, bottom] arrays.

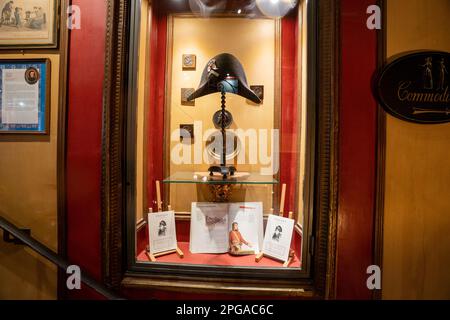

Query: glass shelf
[[163, 171, 278, 185]]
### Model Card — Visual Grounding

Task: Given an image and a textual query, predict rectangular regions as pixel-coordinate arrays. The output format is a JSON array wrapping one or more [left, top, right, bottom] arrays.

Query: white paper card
[[228, 203, 264, 254], [148, 211, 177, 254], [1, 69, 39, 125], [190, 203, 229, 254], [262, 215, 295, 262]]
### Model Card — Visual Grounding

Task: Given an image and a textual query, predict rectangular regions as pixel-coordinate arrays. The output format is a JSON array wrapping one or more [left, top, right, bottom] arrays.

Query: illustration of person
[[272, 226, 282, 242], [29, 6, 45, 29], [0, 1, 14, 27], [421, 57, 433, 89], [229, 222, 252, 255], [24, 10, 30, 23], [38, 6, 46, 23], [158, 220, 167, 237], [14, 7, 21, 28], [25, 68, 39, 84], [437, 58, 448, 91]]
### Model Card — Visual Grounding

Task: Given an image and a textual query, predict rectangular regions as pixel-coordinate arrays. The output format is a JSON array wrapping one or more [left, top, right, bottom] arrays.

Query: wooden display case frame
[[100, 0, 339, 299]]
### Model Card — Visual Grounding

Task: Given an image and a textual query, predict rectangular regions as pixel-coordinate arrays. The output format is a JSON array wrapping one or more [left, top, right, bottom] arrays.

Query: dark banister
[[0, 215, 123, 300]]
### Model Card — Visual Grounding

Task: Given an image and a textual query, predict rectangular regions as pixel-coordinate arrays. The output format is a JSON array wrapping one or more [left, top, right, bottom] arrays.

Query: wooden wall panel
[[383, 0, 450, 299], [0, 54, 60, 300]]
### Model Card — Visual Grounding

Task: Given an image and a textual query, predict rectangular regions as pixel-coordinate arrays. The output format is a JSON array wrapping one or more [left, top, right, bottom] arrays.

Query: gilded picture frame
[[0, 0, 59, 49]]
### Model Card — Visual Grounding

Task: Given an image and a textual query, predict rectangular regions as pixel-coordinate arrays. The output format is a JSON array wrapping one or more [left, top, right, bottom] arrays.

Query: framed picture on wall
[[0, 0, 58, 49], [0, 59, 51, 135]]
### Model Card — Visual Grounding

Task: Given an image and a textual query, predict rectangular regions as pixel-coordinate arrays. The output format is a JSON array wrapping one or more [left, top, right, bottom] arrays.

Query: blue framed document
[[0, 59, 50, 134]]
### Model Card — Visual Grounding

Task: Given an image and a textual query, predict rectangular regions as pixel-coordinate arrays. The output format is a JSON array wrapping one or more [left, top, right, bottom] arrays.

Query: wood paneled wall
[[383, 0, 450, 299]]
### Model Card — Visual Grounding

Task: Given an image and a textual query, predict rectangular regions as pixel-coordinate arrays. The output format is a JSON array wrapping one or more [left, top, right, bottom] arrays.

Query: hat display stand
[[186, 53, 263, 201], [207, 88, 237, 202], [145, 181, 184, 262], [208, 90, 237, 180], [255, 184, 296, 267]]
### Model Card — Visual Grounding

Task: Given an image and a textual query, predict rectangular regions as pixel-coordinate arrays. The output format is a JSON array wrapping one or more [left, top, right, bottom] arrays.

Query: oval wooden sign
[[375, 51, 450, 124]]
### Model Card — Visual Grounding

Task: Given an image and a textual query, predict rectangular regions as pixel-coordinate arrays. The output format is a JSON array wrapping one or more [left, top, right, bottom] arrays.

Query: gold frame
[[0, 0, 59, 49]]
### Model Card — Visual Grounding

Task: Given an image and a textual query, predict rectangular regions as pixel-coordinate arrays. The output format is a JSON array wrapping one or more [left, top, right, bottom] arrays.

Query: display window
[[110, 0, 338, 296]]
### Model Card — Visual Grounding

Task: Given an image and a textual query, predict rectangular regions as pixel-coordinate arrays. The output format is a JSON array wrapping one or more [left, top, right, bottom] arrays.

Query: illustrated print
[[0, 0, 49, 32], [158, 220, 167, 237], [205, 215, 226, 226], [272, 225, 282, 242], [229, 222, 252, 255]]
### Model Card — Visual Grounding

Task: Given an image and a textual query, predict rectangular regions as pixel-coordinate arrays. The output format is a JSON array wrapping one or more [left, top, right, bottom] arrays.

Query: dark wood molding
[[101, 0, 130, 289], [373, 0, 387, 301], [56, 0, 70, 300], [102, 0, 340, 298], [312, 0, 340, 299], [122, 274, 315, 297]]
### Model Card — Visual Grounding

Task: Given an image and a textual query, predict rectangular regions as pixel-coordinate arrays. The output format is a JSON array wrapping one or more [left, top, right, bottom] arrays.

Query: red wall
[[337, 0, 378, 299], [66, 0, 106, 299], [66, 1, 378, 300]]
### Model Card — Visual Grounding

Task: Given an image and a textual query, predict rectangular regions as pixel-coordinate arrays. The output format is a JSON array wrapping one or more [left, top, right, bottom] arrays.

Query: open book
[[190, 202, 264, 255]]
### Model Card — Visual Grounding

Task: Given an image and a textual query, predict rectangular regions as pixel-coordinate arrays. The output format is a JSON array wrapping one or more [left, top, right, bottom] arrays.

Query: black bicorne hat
[[187, 53, 262, 104]]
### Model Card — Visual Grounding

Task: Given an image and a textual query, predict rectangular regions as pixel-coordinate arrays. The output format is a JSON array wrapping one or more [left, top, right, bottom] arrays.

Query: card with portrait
[[148, 210, 178, 255], [261, 214, 295, 262]]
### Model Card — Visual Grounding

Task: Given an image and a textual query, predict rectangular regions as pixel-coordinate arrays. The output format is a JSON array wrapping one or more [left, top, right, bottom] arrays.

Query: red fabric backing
[[146, 7, 167, 210], [136, 242, 301, 268], [280, 16, 299, 215]]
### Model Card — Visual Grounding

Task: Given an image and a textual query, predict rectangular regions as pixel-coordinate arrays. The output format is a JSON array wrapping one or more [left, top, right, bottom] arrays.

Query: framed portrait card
[[0, 0, 58, 48], [148, 211, 178, 255], [261, 214, 295, 262], [0, 59, 50, 134]]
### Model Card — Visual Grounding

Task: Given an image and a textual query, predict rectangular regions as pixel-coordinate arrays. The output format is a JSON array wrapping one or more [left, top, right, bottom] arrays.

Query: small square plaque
[[182, 54, 196, 70], [180, 124, 194, 143], [250, 85, 264, 101], [181, 88, 195, 106]]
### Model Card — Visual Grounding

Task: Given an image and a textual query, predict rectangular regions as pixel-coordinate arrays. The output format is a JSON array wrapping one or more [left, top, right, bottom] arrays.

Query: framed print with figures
[[0, 0, 58, 48]]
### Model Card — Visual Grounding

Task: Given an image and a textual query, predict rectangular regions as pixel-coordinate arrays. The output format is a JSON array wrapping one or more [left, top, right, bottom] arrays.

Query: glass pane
[[164, 172, 278, 185], [132, 0, 308, 275]]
